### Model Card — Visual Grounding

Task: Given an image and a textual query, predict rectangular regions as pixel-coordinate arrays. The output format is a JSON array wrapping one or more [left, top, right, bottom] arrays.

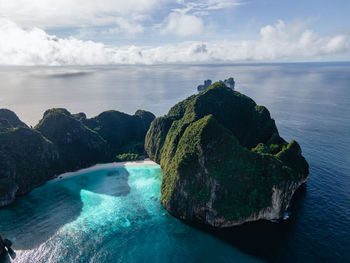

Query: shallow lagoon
[[0, 164, 260, 263]]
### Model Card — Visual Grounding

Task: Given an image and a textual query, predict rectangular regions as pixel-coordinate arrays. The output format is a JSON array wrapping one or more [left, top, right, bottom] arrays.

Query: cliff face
[[0, 178, 19, 207], [0, 127, 59, 198], [145, 83, 309, 227], [0, 108, 155, 207], [35, 109, 109, 172], [83, 109, 155, 156]]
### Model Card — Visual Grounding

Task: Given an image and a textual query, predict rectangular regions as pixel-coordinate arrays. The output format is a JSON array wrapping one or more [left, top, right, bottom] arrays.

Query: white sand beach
[[50, 159, 159, 182]]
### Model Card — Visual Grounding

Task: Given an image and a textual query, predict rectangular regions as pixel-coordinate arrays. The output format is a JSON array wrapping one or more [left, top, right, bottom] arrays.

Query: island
[[0, 83, 309, 228], [0, 108, 155, 207], [197, 77, 235, 92], [145, 82, 309, 227], [197, 79, 212, 92]]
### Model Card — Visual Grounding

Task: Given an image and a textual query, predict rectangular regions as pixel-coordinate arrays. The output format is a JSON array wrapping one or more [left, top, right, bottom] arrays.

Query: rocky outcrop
[[145, 83, 309, 227], [197, 80, 212, 92], [221, 77, 235, 90], [0, 108, 155, 207], [0, 234, 13, 255], [197, 78, 235, 92]]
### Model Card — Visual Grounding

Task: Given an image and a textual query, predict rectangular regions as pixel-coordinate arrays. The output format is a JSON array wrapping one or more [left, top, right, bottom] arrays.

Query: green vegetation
[[135, 109, 156, 130], [35, 108, 109, 171], [0, 109, 28, 129], [115, 153, 142, 162], [0, 119, 13, 131], [145, 83, 309, 223], [0, 108, 155, 205], [83, 109, 154, 157], [0, 127, 59, 195]]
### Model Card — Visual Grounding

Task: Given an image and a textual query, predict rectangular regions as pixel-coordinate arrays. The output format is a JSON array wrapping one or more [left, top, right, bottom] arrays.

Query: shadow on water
[[0, 253, 11, 263], [184, 184, 307, 262], [0, 167, 131, 251], [0, 247, 17, 262]]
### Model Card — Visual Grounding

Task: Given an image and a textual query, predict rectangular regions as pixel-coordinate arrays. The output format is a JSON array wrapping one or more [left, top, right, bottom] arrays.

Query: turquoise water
[[1, 63, 350, 262], [0, 164, 260, 263]]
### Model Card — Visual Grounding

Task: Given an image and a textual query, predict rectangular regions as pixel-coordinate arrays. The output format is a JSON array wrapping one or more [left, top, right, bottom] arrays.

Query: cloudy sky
[[0, 0, 349, 65]]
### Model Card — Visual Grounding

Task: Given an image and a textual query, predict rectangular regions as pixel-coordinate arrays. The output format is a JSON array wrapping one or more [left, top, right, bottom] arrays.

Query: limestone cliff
[[197, 77, 235, 92], [0, 108, 155, 207], [0, 127, 59, 199], [35, 108, 109, 172], [145, 83, 309, 227]]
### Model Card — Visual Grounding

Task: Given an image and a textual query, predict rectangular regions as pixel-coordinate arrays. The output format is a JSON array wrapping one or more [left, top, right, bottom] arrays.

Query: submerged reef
[[146, 83, 309, 227], [0, 108, 155, 207]]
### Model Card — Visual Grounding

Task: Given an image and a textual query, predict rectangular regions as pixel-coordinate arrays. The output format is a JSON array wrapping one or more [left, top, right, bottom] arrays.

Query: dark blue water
[[0, 62, 349, 262]]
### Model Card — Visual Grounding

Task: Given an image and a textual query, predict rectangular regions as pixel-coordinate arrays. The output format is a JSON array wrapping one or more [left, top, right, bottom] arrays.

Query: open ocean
[[0, 62, 349, 262]]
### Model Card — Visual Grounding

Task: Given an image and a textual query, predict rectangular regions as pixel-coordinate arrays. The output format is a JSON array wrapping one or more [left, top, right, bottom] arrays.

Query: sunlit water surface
[[0, 63, 349, 262]]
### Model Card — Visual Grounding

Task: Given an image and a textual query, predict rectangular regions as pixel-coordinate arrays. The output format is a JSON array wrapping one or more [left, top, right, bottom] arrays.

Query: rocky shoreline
[[0, 234, 13, 256]]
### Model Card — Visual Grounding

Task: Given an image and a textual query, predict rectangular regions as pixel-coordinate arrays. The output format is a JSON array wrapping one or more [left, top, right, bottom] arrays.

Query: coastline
[[49, 159, 159, 182]]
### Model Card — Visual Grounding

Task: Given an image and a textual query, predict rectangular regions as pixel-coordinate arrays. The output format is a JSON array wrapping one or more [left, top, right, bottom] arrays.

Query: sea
[[0, 62, 349, 262]]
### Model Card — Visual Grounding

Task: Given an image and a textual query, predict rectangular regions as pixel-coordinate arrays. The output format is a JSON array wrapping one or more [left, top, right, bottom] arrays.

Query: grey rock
[[4, 239, 12, 249]]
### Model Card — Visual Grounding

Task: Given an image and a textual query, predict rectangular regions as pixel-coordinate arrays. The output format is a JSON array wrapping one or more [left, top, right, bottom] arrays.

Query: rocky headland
[[146, 82, 309, 227]]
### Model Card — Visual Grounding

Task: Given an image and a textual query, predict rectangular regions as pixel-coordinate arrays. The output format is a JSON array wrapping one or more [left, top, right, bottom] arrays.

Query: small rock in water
[[4, 239, 12, 249], [283, 212, 291, 220], [0, 235, 13, 255]]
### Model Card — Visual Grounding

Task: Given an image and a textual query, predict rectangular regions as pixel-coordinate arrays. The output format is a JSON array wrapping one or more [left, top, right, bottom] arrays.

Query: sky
[[0, 0, 349, 65]]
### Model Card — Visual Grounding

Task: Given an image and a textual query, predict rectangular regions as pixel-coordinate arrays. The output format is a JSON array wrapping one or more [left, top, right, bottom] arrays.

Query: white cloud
[[0, 19, 349, 65], [105, 18, 145, 36], [160, 0, 241, 36], [0, 0, 164, 28], [162, 12, 204, 37], [0, 0, 239, 29], [173, 0, 242, 13], [0, 20, 110, 65], [0, 0, 241, 38]]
